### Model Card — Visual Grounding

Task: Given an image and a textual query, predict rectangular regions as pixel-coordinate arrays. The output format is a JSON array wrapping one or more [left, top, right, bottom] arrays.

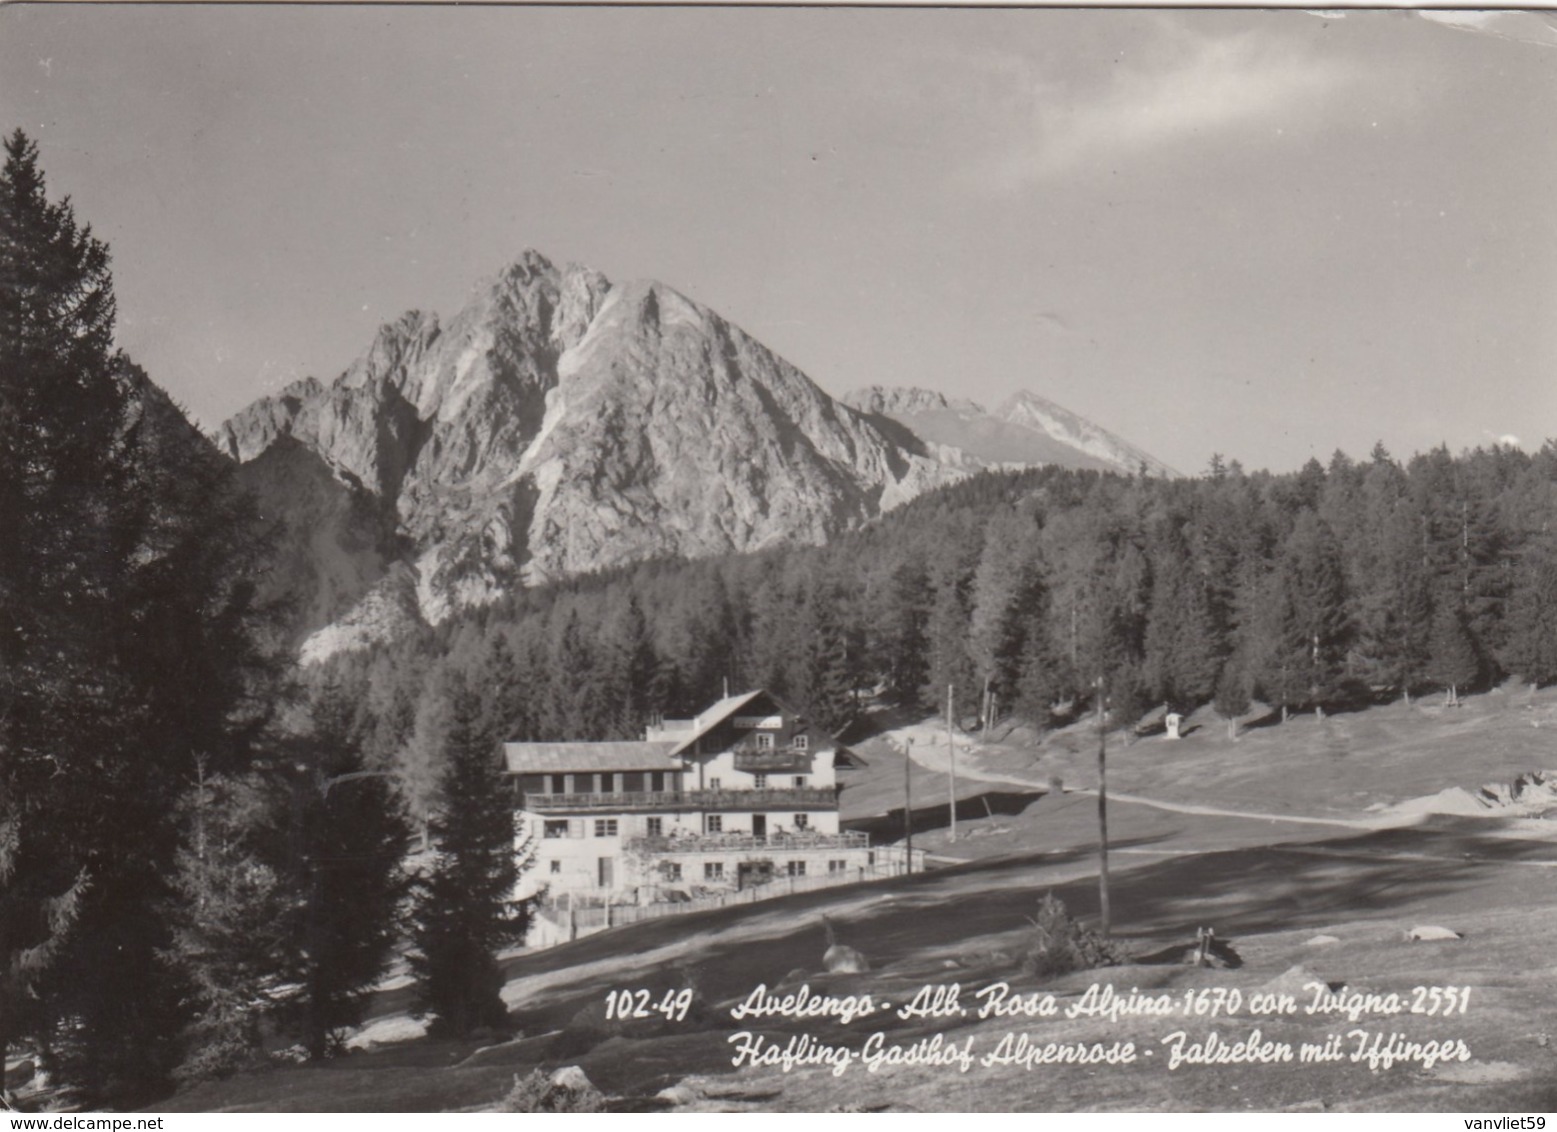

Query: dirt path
[[893, 729, 1383, 831]]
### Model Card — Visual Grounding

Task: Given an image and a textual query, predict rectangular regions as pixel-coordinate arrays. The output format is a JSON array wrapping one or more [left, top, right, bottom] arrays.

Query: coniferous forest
[[317, 436, 1557, 831], [5, 123, 1557, 1109]]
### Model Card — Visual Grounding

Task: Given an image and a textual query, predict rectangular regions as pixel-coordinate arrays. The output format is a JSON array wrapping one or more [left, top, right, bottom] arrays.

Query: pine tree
[[1013, 606, 1062, 729], [600, 592, 664, 738], [163, 770, 292, 1083], [1142, 520, 1220, 710], [480, 632, 527, 740], [0, 128, 125, 1089], [968, 507, 1044, 711], [873, 554, 931, 705], [1277, 513, 1350, 712], [1427, 594, 1480, 706], [0, 806, 86, 1095], [1213, 663, 1252, 741], [284, 687, 410, 1059], [1507, 535, 1557, 685], [399, 665, 456, 846], [1, 131, 281, 1105], [409, 678, 532, 1037], [550, 608, 600, 738]]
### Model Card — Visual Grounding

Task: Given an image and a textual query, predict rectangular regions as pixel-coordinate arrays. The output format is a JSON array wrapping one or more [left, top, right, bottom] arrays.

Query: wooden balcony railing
[[732, 749, 812, 773], [623, 830, 868, 855], [524, 786, 837, 814]]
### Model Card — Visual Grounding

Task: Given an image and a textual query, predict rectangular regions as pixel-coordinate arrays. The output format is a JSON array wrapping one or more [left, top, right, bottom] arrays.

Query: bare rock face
[[219, 250, 963, 656]]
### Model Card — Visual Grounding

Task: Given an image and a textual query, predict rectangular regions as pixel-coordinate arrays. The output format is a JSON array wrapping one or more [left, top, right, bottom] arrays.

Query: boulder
[[550, 1065, 595, 1093]]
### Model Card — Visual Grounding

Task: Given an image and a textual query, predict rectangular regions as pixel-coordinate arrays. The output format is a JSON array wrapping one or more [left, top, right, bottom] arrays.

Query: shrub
[[496, 1069, 608, 1113], [1021, 892, 1122, 978]]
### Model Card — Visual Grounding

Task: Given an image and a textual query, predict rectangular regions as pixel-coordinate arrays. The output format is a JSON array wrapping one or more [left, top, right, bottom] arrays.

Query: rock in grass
[[1305, 934, 1341, 947], [551, 1065, 595, 1092], [1404, 925, 1462, 942], [656, 1084, 698, 1106]]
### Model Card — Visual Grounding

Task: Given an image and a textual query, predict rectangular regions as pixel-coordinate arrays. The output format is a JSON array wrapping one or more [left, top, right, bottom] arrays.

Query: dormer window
[[793, 735, 809, 751]]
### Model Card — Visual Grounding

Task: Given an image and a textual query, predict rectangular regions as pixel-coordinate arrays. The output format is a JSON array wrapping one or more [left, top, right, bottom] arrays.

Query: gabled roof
[[503, 740, 680, 774], [665, 689, 767, 756]]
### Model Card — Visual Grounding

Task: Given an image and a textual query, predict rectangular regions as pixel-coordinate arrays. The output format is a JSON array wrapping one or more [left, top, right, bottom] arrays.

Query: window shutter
[[570, 818, 584, 839]]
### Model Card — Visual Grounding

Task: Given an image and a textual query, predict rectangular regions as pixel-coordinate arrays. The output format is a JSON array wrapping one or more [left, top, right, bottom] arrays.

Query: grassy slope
[[163, 687, 1557, 1112]]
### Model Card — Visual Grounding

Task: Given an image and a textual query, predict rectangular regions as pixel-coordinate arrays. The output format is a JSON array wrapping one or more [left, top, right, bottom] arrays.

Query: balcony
[[732, 748, 812, 773], [624, 830, 869, 855], [524, 786, 837, 814]]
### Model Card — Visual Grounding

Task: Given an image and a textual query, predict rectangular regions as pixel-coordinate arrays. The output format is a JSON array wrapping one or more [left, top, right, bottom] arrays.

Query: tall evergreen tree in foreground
[[0, 126, 125, 1092], [1, 129, 280, 1105], [285, 686, 410, 1059], [409, 677, 532, 1037]]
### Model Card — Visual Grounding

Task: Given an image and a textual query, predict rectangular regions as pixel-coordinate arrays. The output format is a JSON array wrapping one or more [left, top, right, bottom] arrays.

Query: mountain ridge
[[219, 250, 1174, 659], [844, 384, 1178, 478]]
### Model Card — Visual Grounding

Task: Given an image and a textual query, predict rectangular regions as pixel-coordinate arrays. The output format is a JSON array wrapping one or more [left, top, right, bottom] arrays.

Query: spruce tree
[[284, 686, 410, 1058], [0, 128, 125, 1088], [1213, 664, 1252, 741], [1508, 536, 1557, 685], [1427, 595, 1480, 706], [1, 131, 280, 1105], [409, 678, 531, 1037], [163, 771, 292, 1083], [874, 554, 931, 706]]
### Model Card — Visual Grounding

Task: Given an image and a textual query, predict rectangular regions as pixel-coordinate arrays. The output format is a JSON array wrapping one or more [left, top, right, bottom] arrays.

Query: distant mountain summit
[[217, 251, 960, 656], [845, 385, 1177, 478]]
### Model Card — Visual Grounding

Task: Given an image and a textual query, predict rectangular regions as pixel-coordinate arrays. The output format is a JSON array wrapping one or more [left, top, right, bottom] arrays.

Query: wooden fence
[[528, 847, 923, 948]]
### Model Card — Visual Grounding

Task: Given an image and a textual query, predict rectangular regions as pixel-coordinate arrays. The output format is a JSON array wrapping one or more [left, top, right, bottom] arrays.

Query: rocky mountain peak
[[219, 250, 965, 655], [845, 385, 945, 415]]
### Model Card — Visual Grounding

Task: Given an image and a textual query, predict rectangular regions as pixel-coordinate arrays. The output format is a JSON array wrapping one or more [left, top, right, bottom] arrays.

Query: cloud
[[984, 27, 1360, 188], [1416, 10, 1557, 49]]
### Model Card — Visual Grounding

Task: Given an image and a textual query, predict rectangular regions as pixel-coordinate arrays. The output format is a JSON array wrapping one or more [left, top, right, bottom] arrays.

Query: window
[[594, 819, 619, 838], [793, 735, 809, 751], [544, 820, 569, 839], [787, 860, 806, 877], [753, 773, 768, 788], [792, 775, 807, 788], [708, 777, 721, 790], [650, 771, 665, 792], [598, 774, 616, 794], [756, 733, 775, 750], [706, 815, 723, 834], [704, 862, 724, 880], [794, 813, 809, 830], [551, 774, 567, 794], [660, 862, 682, 882], [646, 817, 663, 837], [828, 860, 847, 875], [550, 860, 562, 874]]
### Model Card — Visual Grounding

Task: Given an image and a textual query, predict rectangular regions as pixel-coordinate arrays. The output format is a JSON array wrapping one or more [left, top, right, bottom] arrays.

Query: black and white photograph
[[3, 2, 1557, 1116]]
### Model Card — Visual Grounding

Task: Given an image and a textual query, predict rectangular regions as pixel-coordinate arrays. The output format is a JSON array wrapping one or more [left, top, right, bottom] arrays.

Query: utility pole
[[947, 683, 957, 843], [903, 737, 913, 873], [1096, 672, 1112, 936]]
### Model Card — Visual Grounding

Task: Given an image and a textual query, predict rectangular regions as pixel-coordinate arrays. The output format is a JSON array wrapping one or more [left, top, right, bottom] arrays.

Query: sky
[[2, 5, 1555, 475]]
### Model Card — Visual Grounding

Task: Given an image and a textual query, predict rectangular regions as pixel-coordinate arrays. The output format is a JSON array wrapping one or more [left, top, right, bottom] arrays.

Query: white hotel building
[[503, 689, 887, 905]]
